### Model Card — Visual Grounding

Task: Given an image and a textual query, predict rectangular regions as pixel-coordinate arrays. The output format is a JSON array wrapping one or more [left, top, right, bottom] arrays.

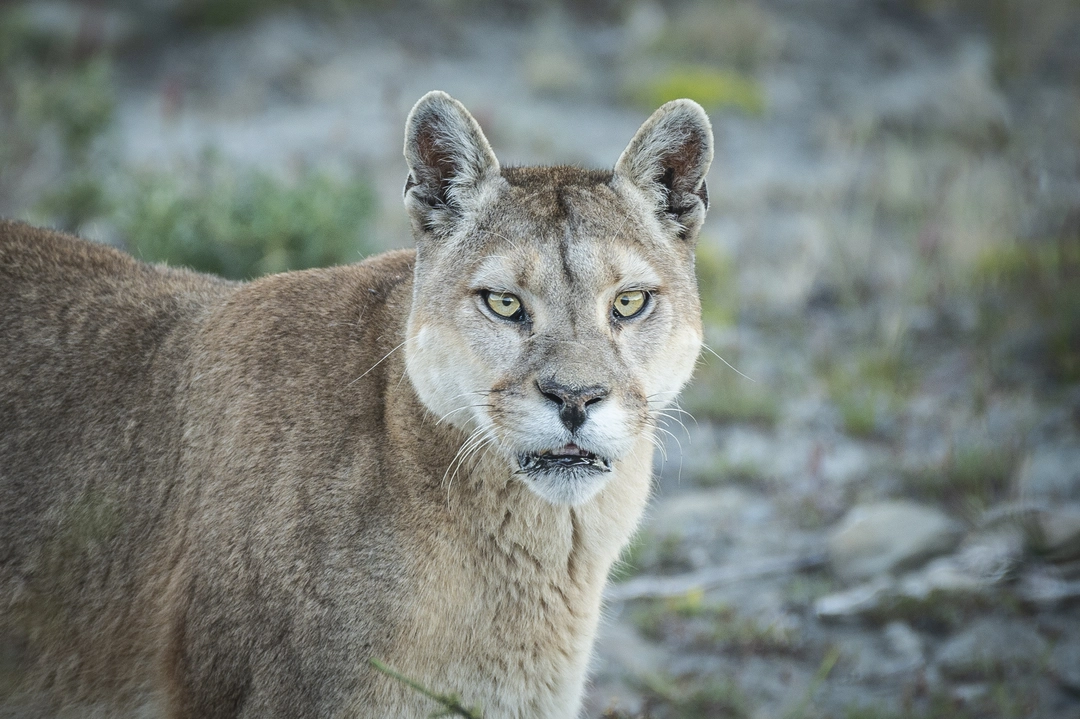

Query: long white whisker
[[701, 343, 757, 383], [347, 340, 407, 387], [437, 404, 494, 425], [442, 427, 485, 496]]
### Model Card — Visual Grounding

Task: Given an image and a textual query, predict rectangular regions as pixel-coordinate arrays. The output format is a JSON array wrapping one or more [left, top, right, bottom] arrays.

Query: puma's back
[[0, 224, 235, 710]]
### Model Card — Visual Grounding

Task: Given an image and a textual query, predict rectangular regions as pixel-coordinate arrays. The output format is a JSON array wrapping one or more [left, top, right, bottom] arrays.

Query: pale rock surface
[[827, 500, 964, 581], [935, 618, 1048, 680], [1017, 443, 1080, 502]]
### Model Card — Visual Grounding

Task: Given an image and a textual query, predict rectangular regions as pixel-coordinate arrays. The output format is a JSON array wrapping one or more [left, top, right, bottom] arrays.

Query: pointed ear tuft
[[615, 99, 714, 242], [403, 91, 500, 233]]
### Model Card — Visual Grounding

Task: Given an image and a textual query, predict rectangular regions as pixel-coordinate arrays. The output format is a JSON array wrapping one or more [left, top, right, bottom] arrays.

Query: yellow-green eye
[[613, 290, 648, 318], [485, 291, 524, 320]]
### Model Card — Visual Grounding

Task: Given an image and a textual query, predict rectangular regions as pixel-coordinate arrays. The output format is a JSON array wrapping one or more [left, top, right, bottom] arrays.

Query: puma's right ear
[[403, 91, 500, 235], [614, 99, 713, 243]]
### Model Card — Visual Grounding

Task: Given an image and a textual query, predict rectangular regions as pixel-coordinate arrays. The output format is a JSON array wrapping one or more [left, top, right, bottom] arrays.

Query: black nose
[[537, 380, 609, 433]]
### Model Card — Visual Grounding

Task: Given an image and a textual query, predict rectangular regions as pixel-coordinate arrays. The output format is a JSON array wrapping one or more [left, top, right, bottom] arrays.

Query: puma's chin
[[515, 443, 615, 505]]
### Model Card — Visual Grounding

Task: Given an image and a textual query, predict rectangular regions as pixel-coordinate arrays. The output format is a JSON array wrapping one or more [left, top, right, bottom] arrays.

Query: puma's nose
[[537, 380, 609, 433]]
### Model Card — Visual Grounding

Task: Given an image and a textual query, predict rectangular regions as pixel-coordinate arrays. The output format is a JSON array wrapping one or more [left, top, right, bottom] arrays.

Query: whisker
[[701, 343, 757, 383], [436, 404, 494, 425], [347, 340, 407, 387]]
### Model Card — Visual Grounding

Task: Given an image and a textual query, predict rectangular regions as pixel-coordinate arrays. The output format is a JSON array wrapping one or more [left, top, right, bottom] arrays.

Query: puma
[[0, 91, 713, 718]]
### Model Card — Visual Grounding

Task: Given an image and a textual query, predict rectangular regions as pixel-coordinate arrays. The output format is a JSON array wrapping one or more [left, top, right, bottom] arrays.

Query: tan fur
[[0, 92, 712, 718]]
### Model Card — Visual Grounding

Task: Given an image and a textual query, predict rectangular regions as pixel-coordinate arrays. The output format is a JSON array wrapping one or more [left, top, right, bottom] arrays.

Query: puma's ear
[[403, 91, 500, 234], [614, 99, 713, 242]]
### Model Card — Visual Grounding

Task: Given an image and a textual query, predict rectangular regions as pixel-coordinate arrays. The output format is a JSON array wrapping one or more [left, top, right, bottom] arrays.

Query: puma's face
[[401, 92, 712, 505]]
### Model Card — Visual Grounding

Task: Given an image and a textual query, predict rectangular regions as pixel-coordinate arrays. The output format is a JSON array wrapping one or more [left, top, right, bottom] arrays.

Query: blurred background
[[2, 0, 1079, 716]]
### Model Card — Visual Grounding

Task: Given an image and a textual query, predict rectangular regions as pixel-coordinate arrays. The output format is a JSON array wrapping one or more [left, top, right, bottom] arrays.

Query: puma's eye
[[484, 291, 525, 321], [613, 290, 648, 319]]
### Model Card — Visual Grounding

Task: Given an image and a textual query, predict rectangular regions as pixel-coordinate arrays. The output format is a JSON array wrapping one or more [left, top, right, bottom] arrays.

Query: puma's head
[[402, 91, 712, 505]]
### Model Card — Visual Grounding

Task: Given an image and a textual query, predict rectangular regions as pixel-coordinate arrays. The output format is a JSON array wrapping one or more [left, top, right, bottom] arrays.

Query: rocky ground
[[2, 0, 1079, 717]]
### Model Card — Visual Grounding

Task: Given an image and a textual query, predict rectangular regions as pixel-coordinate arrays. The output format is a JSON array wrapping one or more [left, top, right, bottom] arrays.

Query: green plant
[[818, 346, 914, 439], [696, 241, 739, 329], [973, 236, 1080, 382], [369, 659, 483, 719], [901, 441, 1019, 515], [626, 66, 765, 116], [637, 671, 750, 719], [117, 162, 376, 279], [0, 9, 117, 226], [648, 1, 783, 73], [683, 360, 779, 428]]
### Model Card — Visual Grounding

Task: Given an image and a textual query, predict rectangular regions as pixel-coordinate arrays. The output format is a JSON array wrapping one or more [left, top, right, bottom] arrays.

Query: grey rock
[[1025, 504, 1080, 562], [950, 683, 991, 706], [814, 546, 1006, 621], [815, 578, 893, 620], [827, 501, 964, 581], [1051, 637, 1080, 693], [935, 618, 1048, 680], [843, 621, 925, 681], [1016, 443, 1080, 503], [1016, 564, 1080, 606]]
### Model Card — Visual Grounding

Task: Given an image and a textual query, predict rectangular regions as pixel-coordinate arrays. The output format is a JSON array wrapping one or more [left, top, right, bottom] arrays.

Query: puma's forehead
[[469, 239, 662, 297]]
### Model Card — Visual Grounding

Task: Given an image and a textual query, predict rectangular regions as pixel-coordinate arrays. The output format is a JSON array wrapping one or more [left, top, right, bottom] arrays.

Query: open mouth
[[517, 443, 612, 475]]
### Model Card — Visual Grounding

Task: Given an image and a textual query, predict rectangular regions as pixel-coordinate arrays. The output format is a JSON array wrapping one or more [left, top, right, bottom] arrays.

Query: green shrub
[[118, 163, 376, 279], [627, 66, 765, 116]]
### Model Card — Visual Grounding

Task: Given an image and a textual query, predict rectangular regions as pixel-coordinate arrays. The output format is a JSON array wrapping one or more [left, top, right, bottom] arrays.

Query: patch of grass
[[116, 160, 376, 279], [818, 346, 914, 439], [973, 235, 1080, 383], [864, 591, 1021, 636], [691, 454, 769, 489], [626, 66, 765, 116], [842, 678, 1039, 719], [696, 241, 739, 329], [633, 593, 801, 656], [0, 9, 117, 225], [900, 441, 1019, 516], [637, 672, 750, 719], [683, 362, 779, 428], [633, 533, 694, 577], [649, 1, 783, 73]]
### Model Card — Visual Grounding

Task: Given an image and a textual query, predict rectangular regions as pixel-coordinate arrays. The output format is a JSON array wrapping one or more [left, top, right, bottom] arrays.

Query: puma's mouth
[[518, 444, 612, 475]]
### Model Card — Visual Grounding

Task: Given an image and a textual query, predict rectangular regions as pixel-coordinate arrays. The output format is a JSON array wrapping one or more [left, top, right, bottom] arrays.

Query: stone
[[827, 501, 964, 581], [815, 578, 893, 620], [843, 621, 925, 681], [935, 618, 1048, 680], [1016, 444, 1080, 503], [1051, 637, 1080, 693], [1025, 504, 1080, 562], [1016, 565, 1080, 606]]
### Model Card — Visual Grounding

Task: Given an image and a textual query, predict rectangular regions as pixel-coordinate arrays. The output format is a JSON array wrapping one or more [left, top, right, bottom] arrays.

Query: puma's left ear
[[403, 91, 501, 236], [614, 99, 713, 243]]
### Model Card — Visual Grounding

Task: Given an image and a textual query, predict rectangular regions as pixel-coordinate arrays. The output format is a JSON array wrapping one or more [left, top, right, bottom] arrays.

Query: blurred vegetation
[[905, 0, 1080, 83], [0, 2, 376, 280], [901, 440, 1019, 517], [625, 66, 765, 116], [682, 361, 780, 428], [973, 234, 1080, 383], [118, 162, 376, 279], [633, 591, 803, 656], [634, 671, 749, 719], [0, 8, 116, 228]]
